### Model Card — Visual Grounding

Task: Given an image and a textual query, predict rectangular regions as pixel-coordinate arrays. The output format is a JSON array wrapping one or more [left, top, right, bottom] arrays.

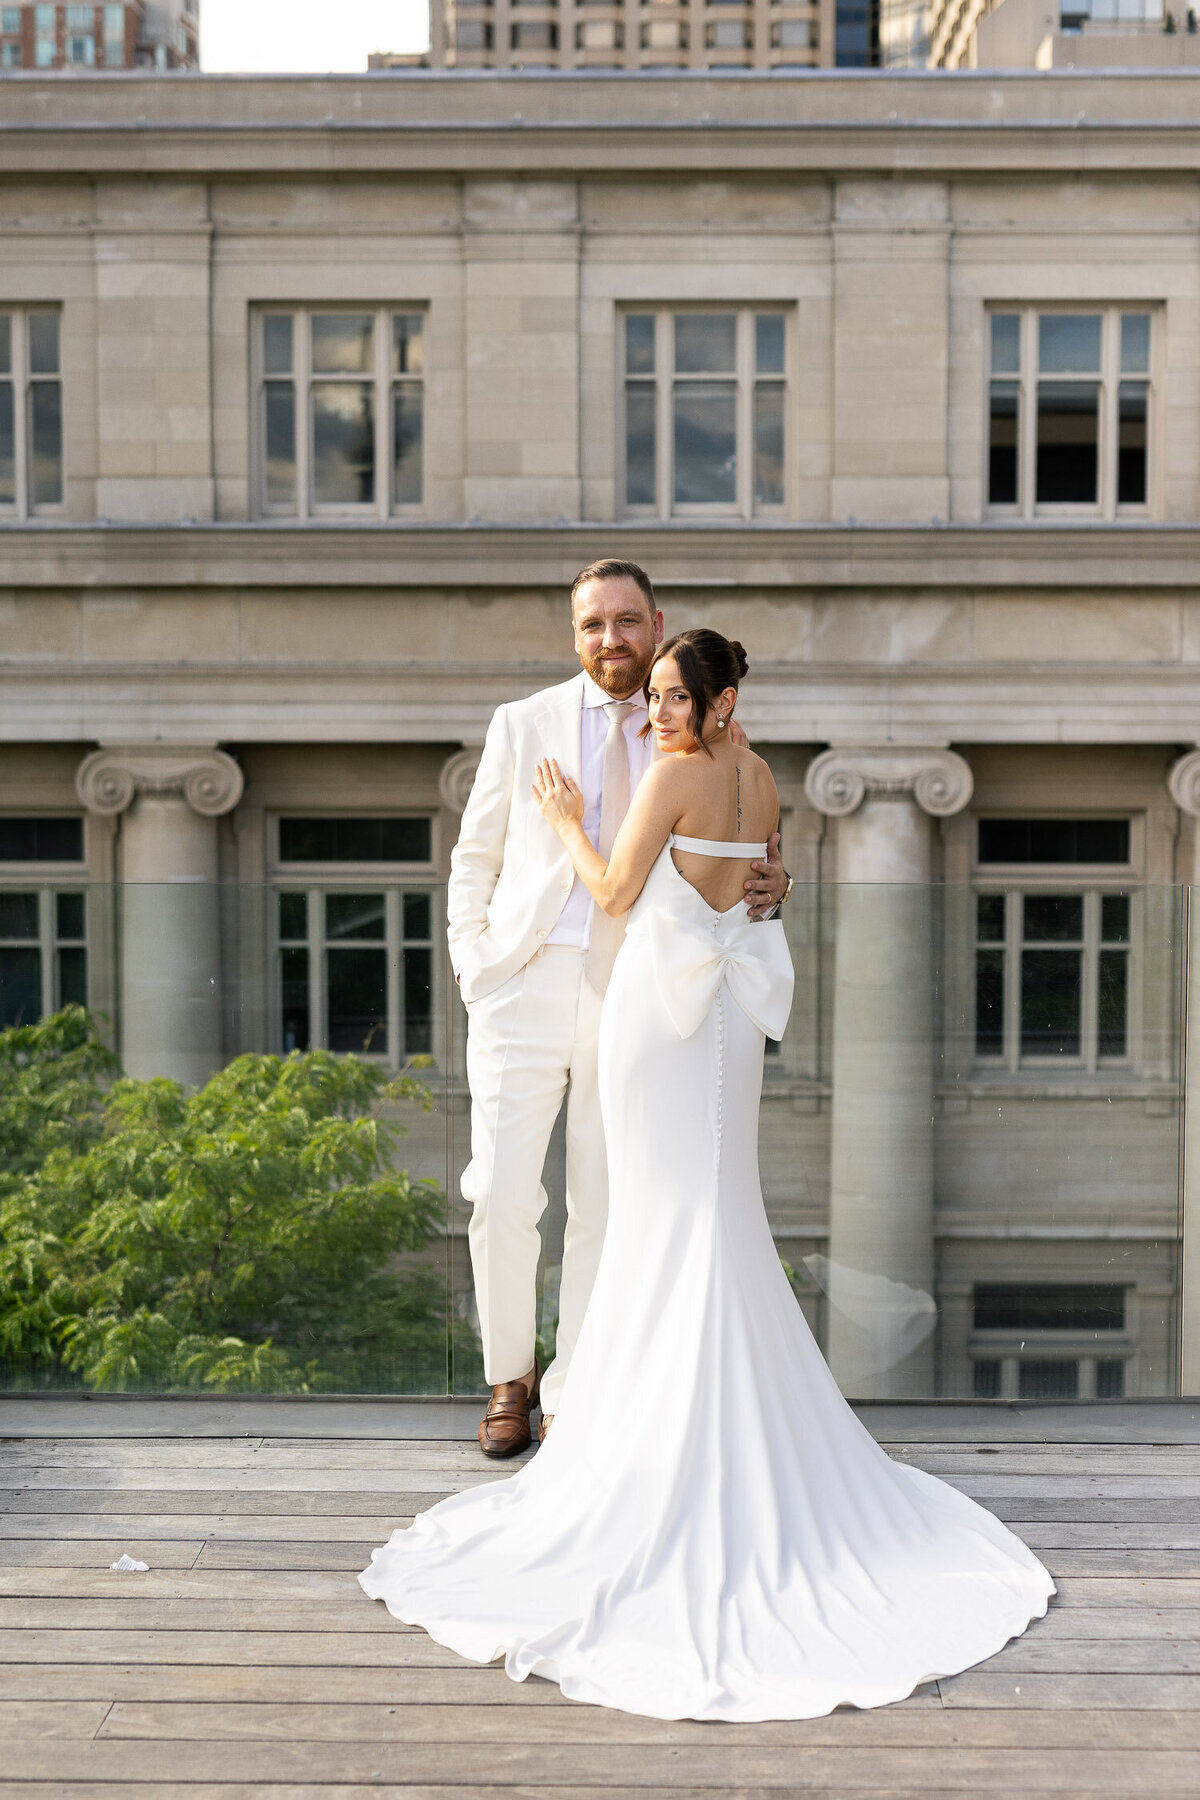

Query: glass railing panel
[[0, 879, 1188, 1401], [0, 881, 452, 1396]]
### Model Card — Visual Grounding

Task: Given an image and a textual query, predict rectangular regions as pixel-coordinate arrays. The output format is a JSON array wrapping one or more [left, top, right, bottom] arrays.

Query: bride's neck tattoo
[[736, 765, 742, 835]]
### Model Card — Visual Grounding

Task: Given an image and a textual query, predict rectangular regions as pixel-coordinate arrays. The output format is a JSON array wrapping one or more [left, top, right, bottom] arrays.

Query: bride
[[360, 628, 1054, 1722]]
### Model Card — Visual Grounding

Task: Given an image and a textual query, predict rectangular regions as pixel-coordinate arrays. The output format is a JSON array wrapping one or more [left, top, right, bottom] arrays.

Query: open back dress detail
[[360, 837, 1055, 1721]]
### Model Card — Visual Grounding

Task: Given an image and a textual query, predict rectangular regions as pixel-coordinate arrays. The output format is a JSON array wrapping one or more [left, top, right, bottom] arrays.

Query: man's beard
[[581, 643, 657, 699]]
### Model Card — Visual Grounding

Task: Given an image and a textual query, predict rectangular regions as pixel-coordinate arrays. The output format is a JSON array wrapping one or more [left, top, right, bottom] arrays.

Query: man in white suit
[[448, 559, 790, 1455]]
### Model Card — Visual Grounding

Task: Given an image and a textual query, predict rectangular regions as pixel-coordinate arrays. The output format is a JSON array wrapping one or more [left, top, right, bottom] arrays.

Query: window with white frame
[[0, 816, 89, 1028], [621, 309, 787, 519], [271, 816, 437, 1066], [255, 309, 425, 519], [986, 307, 1155, 518], [973, 817, 1133, 1071], [0, 310, 63, 516]]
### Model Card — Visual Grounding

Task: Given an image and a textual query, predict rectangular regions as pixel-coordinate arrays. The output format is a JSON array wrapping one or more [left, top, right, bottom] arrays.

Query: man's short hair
[[570, 558, 656, 616]]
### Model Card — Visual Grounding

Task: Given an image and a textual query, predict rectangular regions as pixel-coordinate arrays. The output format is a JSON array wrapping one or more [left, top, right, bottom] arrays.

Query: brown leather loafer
[[478, 1360, 541, 1459], [538, 1412, 553, 1444]]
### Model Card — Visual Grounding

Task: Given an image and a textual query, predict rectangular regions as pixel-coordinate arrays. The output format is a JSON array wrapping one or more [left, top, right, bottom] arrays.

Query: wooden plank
[[1, 1468, 496, 1492], [0, 1490, 451, 1516], [1053, 1577, 1200, 1607], [0, 1699, 111, 1737], [4, 1739, 1200, 1790], [11, 1566, 1200, 1606], [13, 1464, 1200, 1497], [1036, 1551, 1200, 1575], [0, 1598, 403, 1631], [1009, 1524, 1200, 1548], [0, 1569, 365, 1601], [0, 1442, 509, 1471], [0, 1629, 469, 1666], [4, 1597, 1195, 1639], [185, 1540, 1200, 1576], [939, 1672, 1200, 1710], [8, 1490, 1200, 1523], [0, 1541, 206, 1569], [192, 1543, 384, 1571], [0, 1663, 570, 1704], [985, 1639, 1200, 1673], [0, 1514, 410, 1541], [92, 1699, 1200, 1748]]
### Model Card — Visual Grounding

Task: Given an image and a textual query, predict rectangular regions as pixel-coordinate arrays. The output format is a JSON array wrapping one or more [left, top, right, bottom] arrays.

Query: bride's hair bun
[[645, 627, 752, 757]]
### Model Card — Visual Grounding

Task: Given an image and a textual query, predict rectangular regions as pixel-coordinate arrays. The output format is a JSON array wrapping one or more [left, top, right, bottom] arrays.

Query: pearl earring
[[718, 717, 727, 729]]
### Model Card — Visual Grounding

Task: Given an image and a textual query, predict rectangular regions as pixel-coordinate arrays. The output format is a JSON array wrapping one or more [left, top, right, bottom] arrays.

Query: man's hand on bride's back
[[532, 758, 586, 836]]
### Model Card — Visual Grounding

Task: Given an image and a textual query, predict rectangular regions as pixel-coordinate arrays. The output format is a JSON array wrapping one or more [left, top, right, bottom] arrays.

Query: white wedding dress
[[360, 836, 1055, 1720]]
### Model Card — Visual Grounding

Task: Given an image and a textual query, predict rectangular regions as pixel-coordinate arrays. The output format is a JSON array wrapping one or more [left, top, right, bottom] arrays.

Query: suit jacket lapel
[[534, 672, 586, 783]]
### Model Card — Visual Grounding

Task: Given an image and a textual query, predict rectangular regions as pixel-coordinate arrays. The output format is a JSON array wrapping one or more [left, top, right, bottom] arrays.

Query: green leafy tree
[[0, 1005, 120, 1194], [0, 1019, 473, 1393]]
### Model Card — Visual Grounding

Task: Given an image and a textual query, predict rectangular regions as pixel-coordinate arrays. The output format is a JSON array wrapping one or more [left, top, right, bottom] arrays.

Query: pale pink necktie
[[585, 700, 635, 994]]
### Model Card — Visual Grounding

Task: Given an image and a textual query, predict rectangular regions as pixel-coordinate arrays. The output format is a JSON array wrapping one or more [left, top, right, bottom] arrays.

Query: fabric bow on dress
[[648, 909, 794, 1042]]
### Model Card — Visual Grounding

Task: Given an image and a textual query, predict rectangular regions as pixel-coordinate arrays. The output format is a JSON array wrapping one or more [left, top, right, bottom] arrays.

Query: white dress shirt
[[546, 672, 653, 950]]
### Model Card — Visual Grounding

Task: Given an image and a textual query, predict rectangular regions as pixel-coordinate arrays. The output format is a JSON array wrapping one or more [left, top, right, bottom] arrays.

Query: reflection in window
[[973, 885, 1131, 1067], [0, 309, 63, 515], [278, 816, 432, 864], [986, 306, 1153, 516], [623, 308, 789, 518], [256, 309, 425, 518], [276, 885, 436, 1065], [0, 887, 88, 1028]]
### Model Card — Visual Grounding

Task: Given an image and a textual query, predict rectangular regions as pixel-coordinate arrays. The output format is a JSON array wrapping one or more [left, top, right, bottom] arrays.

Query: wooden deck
[[1, 1400, 1200, 1798]]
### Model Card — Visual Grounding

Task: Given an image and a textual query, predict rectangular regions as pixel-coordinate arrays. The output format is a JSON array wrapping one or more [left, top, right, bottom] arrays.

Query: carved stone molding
[[1169, 749, 1200, 818], [804, 747, 974, 820], [439, 747, 482, 816], [76, 744, 244, 818]]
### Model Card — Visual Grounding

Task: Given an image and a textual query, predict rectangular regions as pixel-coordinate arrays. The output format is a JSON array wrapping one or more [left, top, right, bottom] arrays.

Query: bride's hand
[[532, 758, 585, 835]]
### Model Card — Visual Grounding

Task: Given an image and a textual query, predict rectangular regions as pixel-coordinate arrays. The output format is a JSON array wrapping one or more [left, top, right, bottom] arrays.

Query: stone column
[[805, 746, 973, 1398], [1168, 750, 1200, 1395], [76, 745, 243, 1088]]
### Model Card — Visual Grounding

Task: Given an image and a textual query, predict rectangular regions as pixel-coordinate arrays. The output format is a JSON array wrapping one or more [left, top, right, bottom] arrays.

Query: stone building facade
[[0, 70, 1196, 1398]]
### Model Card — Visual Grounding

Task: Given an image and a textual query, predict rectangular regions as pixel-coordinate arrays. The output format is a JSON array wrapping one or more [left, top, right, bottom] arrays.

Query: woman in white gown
[[360, 629, 1055, 1721]]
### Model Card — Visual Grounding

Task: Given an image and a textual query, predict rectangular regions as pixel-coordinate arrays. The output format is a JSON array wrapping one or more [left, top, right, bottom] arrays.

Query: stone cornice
[[5, 74, 1200, 179], [7, 522, 1200, 591]]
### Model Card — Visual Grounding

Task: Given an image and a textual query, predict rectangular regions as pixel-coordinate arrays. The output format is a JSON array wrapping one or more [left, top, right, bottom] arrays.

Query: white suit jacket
[[449, 673, 603, 1004]]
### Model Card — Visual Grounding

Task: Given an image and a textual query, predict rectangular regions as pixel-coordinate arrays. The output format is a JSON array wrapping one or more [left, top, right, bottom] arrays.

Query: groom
[[447, 558, 789, 1456]]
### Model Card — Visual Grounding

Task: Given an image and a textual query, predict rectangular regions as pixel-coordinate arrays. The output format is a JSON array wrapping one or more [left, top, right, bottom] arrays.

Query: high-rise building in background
[[370, 0, 1197, 69], [0, 1, 198, 72], [369, 0, 893, 71]]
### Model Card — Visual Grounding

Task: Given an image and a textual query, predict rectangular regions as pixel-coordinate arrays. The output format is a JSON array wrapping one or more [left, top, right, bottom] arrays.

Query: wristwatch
[[778, 874, 795, 906]]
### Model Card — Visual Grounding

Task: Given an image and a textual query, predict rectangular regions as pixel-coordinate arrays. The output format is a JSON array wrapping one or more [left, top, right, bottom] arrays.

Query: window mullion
[[14, 311, 27, 521], [1021, 309, 1035, 520], [377, 306, 389, 521], [1006, 889, 1021, 1072], [1101, 310, 1117, 520], [387, 886, 403, 1069], [310, 886, 326, 1047], [739, 310, 752, 520], [39, 886, 54, 1017], [659, 311, 671, 520], [297, 314, 312, 522], [1082, 889, 1099, 1073]]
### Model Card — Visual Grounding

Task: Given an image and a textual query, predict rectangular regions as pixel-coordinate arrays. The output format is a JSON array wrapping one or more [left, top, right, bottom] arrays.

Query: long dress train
[[359, 839, 1055, 1721]]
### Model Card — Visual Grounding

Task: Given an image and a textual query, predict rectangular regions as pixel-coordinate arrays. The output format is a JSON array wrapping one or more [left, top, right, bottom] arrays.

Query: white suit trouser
[[461, 945, 607, 1415]]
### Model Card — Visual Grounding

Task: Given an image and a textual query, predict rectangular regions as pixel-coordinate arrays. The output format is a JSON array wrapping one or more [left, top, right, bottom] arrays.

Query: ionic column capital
[[1169, 749, 1200, 818], [75, 744, 244, 819], [804, 746, 974, 820], [439, 747, 482, 816]]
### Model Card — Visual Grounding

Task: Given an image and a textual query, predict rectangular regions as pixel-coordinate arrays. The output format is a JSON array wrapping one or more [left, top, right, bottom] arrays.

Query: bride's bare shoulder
[[737, 746, 779, 800]]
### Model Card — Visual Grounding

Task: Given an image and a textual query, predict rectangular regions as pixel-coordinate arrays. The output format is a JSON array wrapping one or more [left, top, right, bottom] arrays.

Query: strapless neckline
[[669, 831, 768, 858]]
